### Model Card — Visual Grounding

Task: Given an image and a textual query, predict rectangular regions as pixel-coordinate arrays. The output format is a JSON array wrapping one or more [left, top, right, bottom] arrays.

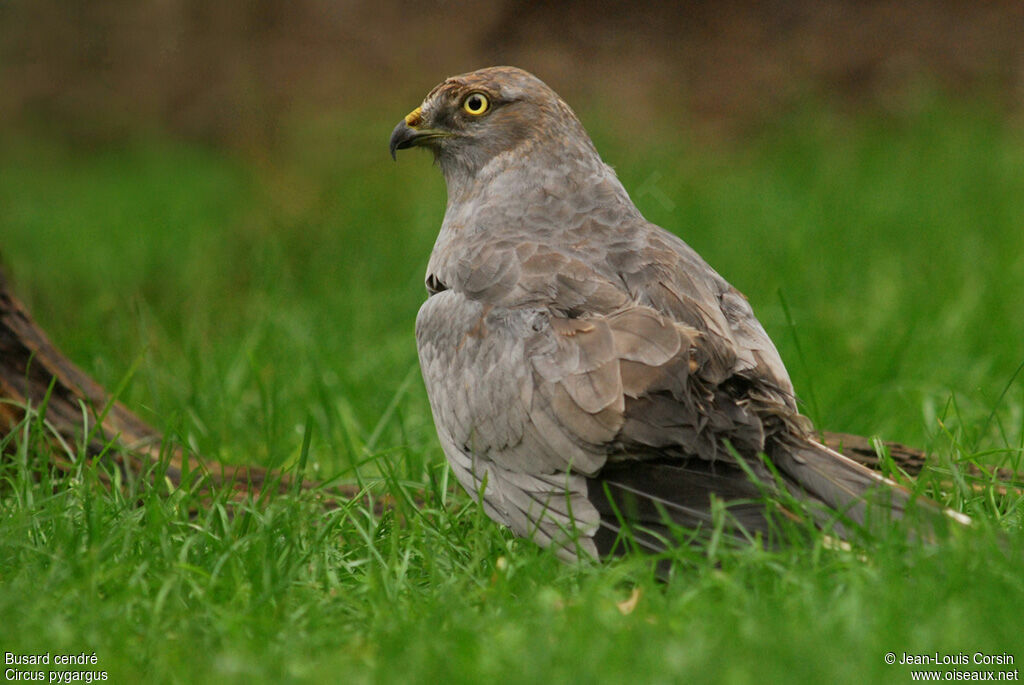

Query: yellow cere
[[404, 107, 423, 127]]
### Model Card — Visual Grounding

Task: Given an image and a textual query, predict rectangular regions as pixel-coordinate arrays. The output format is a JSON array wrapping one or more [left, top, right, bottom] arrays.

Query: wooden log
[[0, 267, 366, 504]]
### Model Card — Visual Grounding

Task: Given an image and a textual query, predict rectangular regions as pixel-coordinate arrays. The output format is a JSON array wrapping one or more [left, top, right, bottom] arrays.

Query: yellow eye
[[463, 92, 489, 116]]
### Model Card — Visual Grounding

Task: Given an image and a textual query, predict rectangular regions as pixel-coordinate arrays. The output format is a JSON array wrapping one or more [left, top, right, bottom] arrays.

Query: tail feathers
[[586, 458, 790, 558], [585, 440, 972, 559], [771, 438, 972, 540]]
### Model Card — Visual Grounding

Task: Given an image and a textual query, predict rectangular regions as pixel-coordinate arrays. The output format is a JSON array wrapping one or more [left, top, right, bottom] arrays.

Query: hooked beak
[[389, 106, 449, 160]]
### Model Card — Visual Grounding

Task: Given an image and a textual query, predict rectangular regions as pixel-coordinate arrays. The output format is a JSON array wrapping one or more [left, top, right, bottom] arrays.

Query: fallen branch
[[0, 267, 365, 504]]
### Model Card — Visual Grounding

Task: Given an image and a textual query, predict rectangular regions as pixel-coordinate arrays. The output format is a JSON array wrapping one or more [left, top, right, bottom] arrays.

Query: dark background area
[[2, 0, 1022, 149]]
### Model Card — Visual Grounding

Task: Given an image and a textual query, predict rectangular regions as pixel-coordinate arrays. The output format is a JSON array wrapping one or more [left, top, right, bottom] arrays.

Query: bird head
[[389, 66, 597, 183]]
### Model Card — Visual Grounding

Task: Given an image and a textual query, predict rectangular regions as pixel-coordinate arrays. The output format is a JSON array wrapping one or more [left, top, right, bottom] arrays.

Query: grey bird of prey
[[390, 66, 969, 561]]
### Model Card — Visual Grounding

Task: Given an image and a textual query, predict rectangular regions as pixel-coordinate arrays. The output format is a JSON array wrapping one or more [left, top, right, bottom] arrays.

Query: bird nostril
[[405, 107, 423, 127]]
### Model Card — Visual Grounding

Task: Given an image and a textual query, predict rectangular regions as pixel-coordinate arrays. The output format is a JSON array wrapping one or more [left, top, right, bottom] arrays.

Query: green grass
[[1, 98, 1023, 683]]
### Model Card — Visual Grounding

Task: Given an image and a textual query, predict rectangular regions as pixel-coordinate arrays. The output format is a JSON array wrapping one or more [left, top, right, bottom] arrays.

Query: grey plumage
[[391, 66, 970, 561]]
